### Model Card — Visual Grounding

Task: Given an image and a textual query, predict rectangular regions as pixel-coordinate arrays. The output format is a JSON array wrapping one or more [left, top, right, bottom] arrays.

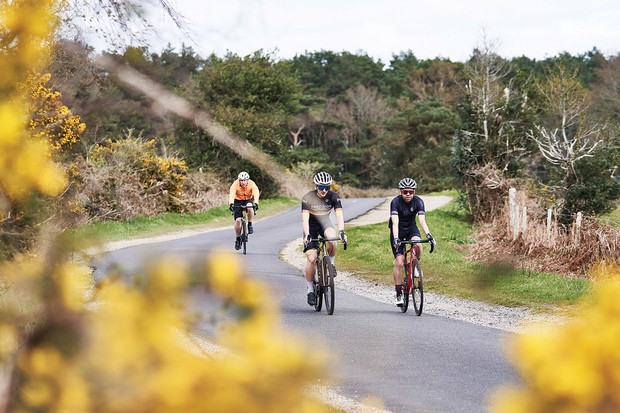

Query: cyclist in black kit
[[301, 171, 347, 306], [389, 178, 436, 307]]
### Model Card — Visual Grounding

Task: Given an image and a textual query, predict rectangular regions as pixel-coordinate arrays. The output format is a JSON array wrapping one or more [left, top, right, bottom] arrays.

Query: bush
[[75, 134, 189, 221]]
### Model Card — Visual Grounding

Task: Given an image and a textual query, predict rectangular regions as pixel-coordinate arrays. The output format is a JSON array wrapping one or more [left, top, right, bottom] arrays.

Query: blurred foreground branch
[[95, 54, 308, 198]]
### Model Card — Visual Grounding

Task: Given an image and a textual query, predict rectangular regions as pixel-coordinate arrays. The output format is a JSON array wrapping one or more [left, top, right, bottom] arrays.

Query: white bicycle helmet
[[238, 171, 250, 180], [313, 171, 333, 186], [398, 177, 417, 189]]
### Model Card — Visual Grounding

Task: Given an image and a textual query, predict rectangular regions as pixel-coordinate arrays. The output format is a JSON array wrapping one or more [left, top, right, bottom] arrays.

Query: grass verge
[[337, 198, 591, 313]]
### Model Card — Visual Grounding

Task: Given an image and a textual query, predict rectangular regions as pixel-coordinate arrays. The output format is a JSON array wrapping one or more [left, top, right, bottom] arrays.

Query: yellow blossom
[[0, 324, 18, 358]]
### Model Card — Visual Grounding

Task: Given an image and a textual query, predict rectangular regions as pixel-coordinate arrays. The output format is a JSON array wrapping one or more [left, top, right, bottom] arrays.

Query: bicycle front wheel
[[314, 263, 323, 312], [322, 256, 335, 315], [412, 260, 424, 316], [401, 261, 411, 313], [241, 219, 247, 255]]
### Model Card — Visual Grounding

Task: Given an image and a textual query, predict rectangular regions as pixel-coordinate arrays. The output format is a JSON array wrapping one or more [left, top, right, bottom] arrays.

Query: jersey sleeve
[[390, 196, 399, 215], [228, 181, 237, 204], [415, 196, 426, 215], [332, 192, 343, 209]]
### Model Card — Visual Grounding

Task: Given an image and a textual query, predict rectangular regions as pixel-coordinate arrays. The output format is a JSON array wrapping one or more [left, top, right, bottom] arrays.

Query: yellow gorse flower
[[490, 279, 620, 413], [1, 0, 67, 203]]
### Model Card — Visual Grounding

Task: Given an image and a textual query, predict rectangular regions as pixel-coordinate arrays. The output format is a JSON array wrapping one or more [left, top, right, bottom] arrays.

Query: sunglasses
[[401, 190, 415, 195], [317, 185, 330, 191]]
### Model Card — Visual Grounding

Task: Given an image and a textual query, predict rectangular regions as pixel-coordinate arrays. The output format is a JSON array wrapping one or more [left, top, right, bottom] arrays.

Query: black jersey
[[388, 195, 425, 234], [301, 190, 342, 226]]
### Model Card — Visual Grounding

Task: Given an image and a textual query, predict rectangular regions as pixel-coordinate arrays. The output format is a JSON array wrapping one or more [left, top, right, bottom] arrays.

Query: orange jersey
[[229, 179, 260, 204]]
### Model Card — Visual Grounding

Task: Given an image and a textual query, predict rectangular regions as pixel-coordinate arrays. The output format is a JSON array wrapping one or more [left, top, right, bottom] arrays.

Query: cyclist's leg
[[232, 200, 245, 236], [323, 226, 338, 258], [232, 200, 244, 248], [393, 254, 405, 287], [245, 201, 255, 233], [390, 229, 405, 294], [322, 226, 339, 277], [304, 225, 321, 305], [411, 233, 422, 260], [245, 201, 254, 221]]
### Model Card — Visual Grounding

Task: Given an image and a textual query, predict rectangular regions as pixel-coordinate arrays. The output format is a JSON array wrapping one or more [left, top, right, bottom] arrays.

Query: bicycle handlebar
[[398, 238, 435, 253], [308, 237, 341, 242], [230, 204, 256, 215], [305, 237, 348, 251]]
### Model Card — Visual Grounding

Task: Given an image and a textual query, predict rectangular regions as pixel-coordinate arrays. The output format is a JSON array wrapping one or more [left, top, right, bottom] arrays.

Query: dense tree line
[[45, 40, 620, 225]]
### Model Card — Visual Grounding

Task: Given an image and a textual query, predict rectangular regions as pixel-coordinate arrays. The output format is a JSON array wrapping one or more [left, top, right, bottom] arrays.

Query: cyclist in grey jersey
[[301, 171, 347, 306], [389, 178, 436, 306]]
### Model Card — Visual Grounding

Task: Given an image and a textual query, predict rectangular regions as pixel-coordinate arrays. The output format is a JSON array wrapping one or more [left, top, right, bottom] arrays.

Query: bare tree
[[327, 85, 392, 148], [528, 65, 604, 187], [453, 36, 532, 222], [58, 0, 189, 50], [288, 123, 305, 148]]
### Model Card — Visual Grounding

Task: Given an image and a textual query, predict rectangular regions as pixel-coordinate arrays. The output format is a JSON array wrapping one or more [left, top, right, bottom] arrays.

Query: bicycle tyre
[[401, 260, 411, 313], [412, 260, 424, 316], [241, 219, 247, 255], [323, 256, 335, 315], [314, 260, 323, 311]]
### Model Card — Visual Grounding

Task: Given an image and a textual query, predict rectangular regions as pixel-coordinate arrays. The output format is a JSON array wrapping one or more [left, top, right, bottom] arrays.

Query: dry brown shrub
[[463, 163, 515, 223], [471, 190, 620, 277], [178, 171, 228, 213]]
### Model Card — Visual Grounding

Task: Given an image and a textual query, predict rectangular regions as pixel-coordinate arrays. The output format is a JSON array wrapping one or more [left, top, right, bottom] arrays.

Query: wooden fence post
[[574, 212, 583, 245], [546, 208, 553, 245], [521, 206, 527, 238], [509, 188, 518, 240]]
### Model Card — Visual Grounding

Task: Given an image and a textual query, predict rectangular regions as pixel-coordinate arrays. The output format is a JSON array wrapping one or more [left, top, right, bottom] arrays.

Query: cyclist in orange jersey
[[229, 171, 260, 250]]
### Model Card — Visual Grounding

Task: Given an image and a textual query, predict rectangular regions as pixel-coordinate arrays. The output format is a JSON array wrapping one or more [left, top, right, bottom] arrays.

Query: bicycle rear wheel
[[314, 262, 323, 312], [322, 256, 335, 315], [412, 260, 424, 315], [241, 219, 247, 255], [401, 260, 411, 313]]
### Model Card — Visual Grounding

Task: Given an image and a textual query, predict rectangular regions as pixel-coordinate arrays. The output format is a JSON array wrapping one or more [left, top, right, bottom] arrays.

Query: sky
[[133, 0, 620, 64]]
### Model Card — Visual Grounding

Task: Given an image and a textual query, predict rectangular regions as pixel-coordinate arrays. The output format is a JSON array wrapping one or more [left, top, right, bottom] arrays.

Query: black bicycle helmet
[[398, 177, 417, 189], [313, 171, 333, 186]]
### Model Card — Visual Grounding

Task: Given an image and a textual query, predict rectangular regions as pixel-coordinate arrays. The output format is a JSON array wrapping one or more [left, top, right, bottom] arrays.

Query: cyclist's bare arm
[[335, 208, 345, 232], [418, 213, 431, 236], [301, 210, 310, 239], [391, 214, 399, 237]]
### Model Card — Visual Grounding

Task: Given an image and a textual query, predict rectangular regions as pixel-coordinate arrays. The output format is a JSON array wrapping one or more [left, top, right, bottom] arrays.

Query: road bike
[[399, 239, 434, 315], [306, 236, 347, 315], [232, 204, 255, 255]]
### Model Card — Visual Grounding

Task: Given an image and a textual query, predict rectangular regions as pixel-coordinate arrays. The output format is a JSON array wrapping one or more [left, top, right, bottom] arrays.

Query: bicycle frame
[[307, 236, 346, 315], [232, 204, 254, 255], [399, 238, 434, 315]]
